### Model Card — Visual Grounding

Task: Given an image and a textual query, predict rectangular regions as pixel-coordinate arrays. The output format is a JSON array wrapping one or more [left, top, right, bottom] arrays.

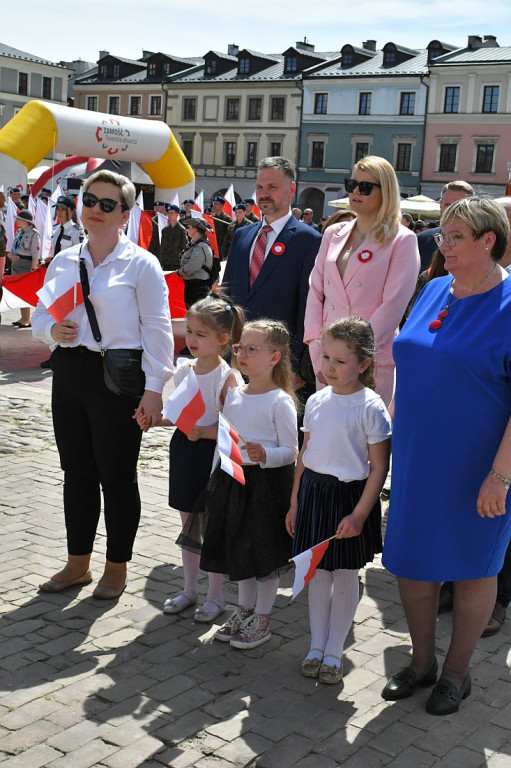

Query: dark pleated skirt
[[292, 468, 382, 570], [168, 429, 216, 513], [199, 463, 294, 581]]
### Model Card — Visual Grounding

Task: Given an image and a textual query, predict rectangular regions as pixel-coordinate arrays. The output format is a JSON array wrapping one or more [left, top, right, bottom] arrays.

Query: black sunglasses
[[345, 178, 381, 196], [82, 192, 127, 213]]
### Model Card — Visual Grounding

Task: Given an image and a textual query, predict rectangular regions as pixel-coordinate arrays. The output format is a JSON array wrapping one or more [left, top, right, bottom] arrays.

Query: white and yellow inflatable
[[0, 100, 194, 199]]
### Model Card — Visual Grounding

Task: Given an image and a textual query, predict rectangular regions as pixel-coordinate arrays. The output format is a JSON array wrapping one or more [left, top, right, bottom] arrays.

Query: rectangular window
[[270, 97, 285, 120], [113, 64, 120, 79], [150, 95, 162, 115], [225, 98, 240, 121], [444, 86, 460, 114], [182, 139, 193, 162], [399, 92, 415, 115], [359, 92, 371, 115], [42, 77, 52, 100], [311, 141, 325, 168], [482, 85, 499, 113], [396, 143, 411, 172], [439, 143, 457, 172], [108, 96, 120, 115], [248, 97, 262, 120], [183, 97, 196, 120], [163, 62, 171, 75], [355, 142, 369, 162], [148, 62, 157, 77], [99, 64, 108, 78], [475, 144, 495, 173], [18, 72, 28, 95], [239, 58, 250, 75], [314, 93, 328, 115], [224, 141, 236, 166], [285, 56, 297, 73], [87, 96, 98, 111], [246, 141, 257, 167], [269, 142, 281, 157], [130, 96, 141, 116]]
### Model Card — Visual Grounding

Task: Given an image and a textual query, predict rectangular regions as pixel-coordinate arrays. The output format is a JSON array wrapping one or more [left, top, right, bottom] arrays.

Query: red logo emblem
[[271, 242, 285, 256], [358, 249, 373, 263]]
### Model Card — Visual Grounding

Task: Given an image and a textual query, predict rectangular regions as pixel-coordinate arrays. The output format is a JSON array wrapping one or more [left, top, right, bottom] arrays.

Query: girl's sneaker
[[230, 613, 271, 649], [214, 607, 253, 642]]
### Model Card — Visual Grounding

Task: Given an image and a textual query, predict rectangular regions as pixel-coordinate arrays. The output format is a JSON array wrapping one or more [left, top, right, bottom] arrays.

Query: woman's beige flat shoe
[[39, 570, 93, 593], [92, 581, 127, 600]]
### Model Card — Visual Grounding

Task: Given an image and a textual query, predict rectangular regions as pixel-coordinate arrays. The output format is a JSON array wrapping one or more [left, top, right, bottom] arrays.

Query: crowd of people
[[2, 154, 510, 719]]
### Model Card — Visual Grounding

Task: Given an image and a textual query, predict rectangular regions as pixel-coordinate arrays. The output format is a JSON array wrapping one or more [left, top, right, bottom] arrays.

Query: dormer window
[[148, 62, 157, 77], [239, 57, 250, 75], [383, 49, 397, 65], [113, 64, 120, 78], [206, 59, 217, 75], [163, 62, 171, 75], [99, 64, 107, 78], [285, 55, 297, 73], [429, 47, 442, 60], [343, 52, 353, 65]]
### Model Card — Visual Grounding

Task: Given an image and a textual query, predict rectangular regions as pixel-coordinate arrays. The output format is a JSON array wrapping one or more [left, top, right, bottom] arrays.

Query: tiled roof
[[432, 46, 511, 64], [0, 41, 67, 69], [306, 50, 430, 78]]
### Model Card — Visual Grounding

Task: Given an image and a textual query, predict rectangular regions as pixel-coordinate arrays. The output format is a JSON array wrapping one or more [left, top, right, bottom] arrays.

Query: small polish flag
[[36, 263, 84, 323], [5, 198, 19, 251], [34, 195, 54, 262], [290, 539, 330, 600], [136, 190, 145, 210], [249, 189, 262, 220], [224, 184, 236, 220], [203, 213, 219, 258], [162, 367, 206, 436], [126, 205, 153, 251], [217, 412, 245, 485], [193, 191, 204, 213], [156, 211, 168, 243]]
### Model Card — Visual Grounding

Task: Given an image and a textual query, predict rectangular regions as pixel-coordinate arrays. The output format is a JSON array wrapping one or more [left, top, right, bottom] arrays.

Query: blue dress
[[383, 275, 511, 581]]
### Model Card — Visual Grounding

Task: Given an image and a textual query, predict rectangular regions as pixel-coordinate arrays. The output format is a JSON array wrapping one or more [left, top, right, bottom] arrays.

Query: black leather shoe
[[382, 658, 438, 700], [426, 674, 471, 715]]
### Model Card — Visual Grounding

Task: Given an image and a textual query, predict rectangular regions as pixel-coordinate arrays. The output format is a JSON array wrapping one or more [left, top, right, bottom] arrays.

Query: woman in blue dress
[[382, 198, 511, 715]]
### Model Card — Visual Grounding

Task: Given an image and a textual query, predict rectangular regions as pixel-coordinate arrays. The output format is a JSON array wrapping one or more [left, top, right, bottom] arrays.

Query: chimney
[[467, 35, 483, 50], [228, 44, 239, 56], [296, 37, 315, 52], [99, 50, 109, 59], [363, 40, 377, 52], [482, 35, 499, 47]]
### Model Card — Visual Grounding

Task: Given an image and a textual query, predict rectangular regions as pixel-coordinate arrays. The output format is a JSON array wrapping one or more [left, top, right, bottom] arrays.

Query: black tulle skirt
[[199, 463, 295, 581], [292, 468, 382, 571], [168, 429, 216, 513]]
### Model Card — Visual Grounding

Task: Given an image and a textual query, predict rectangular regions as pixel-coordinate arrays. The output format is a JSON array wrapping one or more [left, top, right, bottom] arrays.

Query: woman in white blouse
[[33, 170, 174, 600]]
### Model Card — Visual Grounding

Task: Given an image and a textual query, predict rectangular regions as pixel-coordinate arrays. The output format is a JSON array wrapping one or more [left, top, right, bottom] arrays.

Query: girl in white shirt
[[286, 317, 392, 684], [200, 319, 299, 650], [136, 295, 244, 623]]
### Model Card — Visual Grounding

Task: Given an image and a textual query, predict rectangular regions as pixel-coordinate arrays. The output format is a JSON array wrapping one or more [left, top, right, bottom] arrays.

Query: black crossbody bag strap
[[79, 255, 103, 350]]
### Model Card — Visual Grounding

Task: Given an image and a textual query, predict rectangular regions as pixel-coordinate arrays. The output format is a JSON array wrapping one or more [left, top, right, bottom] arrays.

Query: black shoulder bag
[[79, 257, 145, 399]]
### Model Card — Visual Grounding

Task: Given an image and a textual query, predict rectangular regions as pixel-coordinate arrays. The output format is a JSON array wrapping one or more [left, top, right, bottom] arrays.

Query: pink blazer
[[304, 220, 420, 372]]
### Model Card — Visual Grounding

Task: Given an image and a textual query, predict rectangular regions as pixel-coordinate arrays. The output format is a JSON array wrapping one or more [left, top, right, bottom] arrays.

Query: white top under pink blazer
[[304, 219, 420, 374]]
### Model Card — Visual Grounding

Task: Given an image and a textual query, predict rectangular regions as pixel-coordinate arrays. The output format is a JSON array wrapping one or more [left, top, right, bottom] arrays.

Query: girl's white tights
[[180, 512, 223, 609], [238, 577, 280, 615], [306, 568, 360, 667]]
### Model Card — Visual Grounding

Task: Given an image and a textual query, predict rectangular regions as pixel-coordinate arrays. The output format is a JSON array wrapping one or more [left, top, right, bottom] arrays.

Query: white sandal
[[162, 592, 197, 615], [194, 600, 226, 623]]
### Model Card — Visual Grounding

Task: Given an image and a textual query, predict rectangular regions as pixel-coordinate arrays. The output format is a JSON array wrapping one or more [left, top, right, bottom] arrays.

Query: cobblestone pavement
[[0, 309, 510, 767]]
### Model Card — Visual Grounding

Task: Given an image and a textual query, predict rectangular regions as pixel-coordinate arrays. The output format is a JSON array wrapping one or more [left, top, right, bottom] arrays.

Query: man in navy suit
[[222, 157, 322, 372]]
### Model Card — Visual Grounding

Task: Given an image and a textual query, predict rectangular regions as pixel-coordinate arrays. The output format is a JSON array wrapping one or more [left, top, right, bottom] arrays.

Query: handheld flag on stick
[[217, 412, 245, 485], [36, 263, 84, 323], [290, 538, 332, 600], [162, 367, 206, 435]]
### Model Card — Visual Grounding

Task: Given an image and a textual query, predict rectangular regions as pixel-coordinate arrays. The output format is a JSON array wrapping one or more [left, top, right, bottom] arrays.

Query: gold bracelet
[[490, 469, 511, 489]]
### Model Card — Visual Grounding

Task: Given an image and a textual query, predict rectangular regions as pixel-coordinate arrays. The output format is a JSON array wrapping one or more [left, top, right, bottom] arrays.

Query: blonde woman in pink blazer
[[304, 156, 420, 406]]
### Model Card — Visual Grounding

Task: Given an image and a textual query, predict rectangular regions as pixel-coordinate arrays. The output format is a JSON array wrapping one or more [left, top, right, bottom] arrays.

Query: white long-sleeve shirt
[[32, 234, 174, 393]]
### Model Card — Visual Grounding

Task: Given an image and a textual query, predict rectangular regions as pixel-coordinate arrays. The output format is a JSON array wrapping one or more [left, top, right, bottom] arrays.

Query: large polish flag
[[290, 539, 330, 600], [162, 367, 206, 436], [223, 184, 236, 220], [36, 264, 84, 323], [193, 191, 204, 214], [34, 196, 54, 262], [217, 412, 245, 485], [5, 198, 19, 251], [249, 189, 262, 220], [126, 205, 153, 251]]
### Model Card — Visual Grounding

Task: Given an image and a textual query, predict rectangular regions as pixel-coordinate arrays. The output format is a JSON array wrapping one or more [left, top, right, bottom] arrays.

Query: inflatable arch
[[0, 100, 194, 200]]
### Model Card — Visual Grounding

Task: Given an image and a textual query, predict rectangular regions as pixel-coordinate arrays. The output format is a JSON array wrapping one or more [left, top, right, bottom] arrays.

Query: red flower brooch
[[358, 249, 373, 263], [271, 242, 285, 256]]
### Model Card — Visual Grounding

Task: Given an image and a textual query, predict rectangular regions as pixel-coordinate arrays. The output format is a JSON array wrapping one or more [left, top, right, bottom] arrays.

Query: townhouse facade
[[421, 35, 511, 198]]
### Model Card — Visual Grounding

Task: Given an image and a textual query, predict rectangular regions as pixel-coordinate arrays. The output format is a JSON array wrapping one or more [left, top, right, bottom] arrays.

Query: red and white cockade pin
[[358, 249, 373, 263], [271, 242, 286, 256]]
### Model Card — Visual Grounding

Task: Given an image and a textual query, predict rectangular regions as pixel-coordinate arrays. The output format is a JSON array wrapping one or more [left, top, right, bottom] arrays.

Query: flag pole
[[216, 409, 248, 445], [288, 534, 339, 563]]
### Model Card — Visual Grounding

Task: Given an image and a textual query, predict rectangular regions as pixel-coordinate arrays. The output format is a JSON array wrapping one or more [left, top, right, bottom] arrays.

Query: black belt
[[18, 255, 32, 261], [57, 345, 99, 355]]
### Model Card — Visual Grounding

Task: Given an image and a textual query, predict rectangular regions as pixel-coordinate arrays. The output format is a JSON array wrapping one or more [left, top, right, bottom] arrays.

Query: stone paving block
[[368, 721, 425, 757], [96, 674, 158, 704], [164, 687, 215, 717], [412, 719, 468, 756], [3, 744, 62, 767], [154, 710, 214, 746], [206, 710, 265, 742], [294, 754, 338, 768], [464, 723, 511, 754], [146, 673, 197, 703], [154, 745, 205, 767], [214, 733, 273, 765], [335, 745, 393, 767], [490, 700, 511, 729], [432, 745, 488, 768], [46, 738, 118, 767], [46, 719, 109, 751], [318, 724, 372, 762], [0, 719, 61, 755], [256, 734, 316, 768], [487, 753, 511, 767], [381, 745, 436, 767], [0, 697, 62, 730], [100, 734, 166, 768], [50, 673, 115, 705]]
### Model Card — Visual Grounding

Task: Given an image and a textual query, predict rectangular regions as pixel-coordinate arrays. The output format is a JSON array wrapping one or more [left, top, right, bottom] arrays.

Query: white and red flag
[[5, 197, 19, 251], [193, 190, 204, 214], [224, 184, 236, 220], [203, 213, 219, 258], [290, 539, 330, 600], [34, 195, 54, 262], [162, 367, 206, 436], [249, 189, 262, 220], [217, 412, 245, 485], [36, 263, 84, 323], [126, 205, 153, 250]]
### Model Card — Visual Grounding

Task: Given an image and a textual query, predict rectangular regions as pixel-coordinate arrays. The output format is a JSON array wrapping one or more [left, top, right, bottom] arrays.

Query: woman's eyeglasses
[[82, 192, 127, 213], [433, 233, 471, 248], [345, 179, 381, 196], [232, 344, 270, 357]]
